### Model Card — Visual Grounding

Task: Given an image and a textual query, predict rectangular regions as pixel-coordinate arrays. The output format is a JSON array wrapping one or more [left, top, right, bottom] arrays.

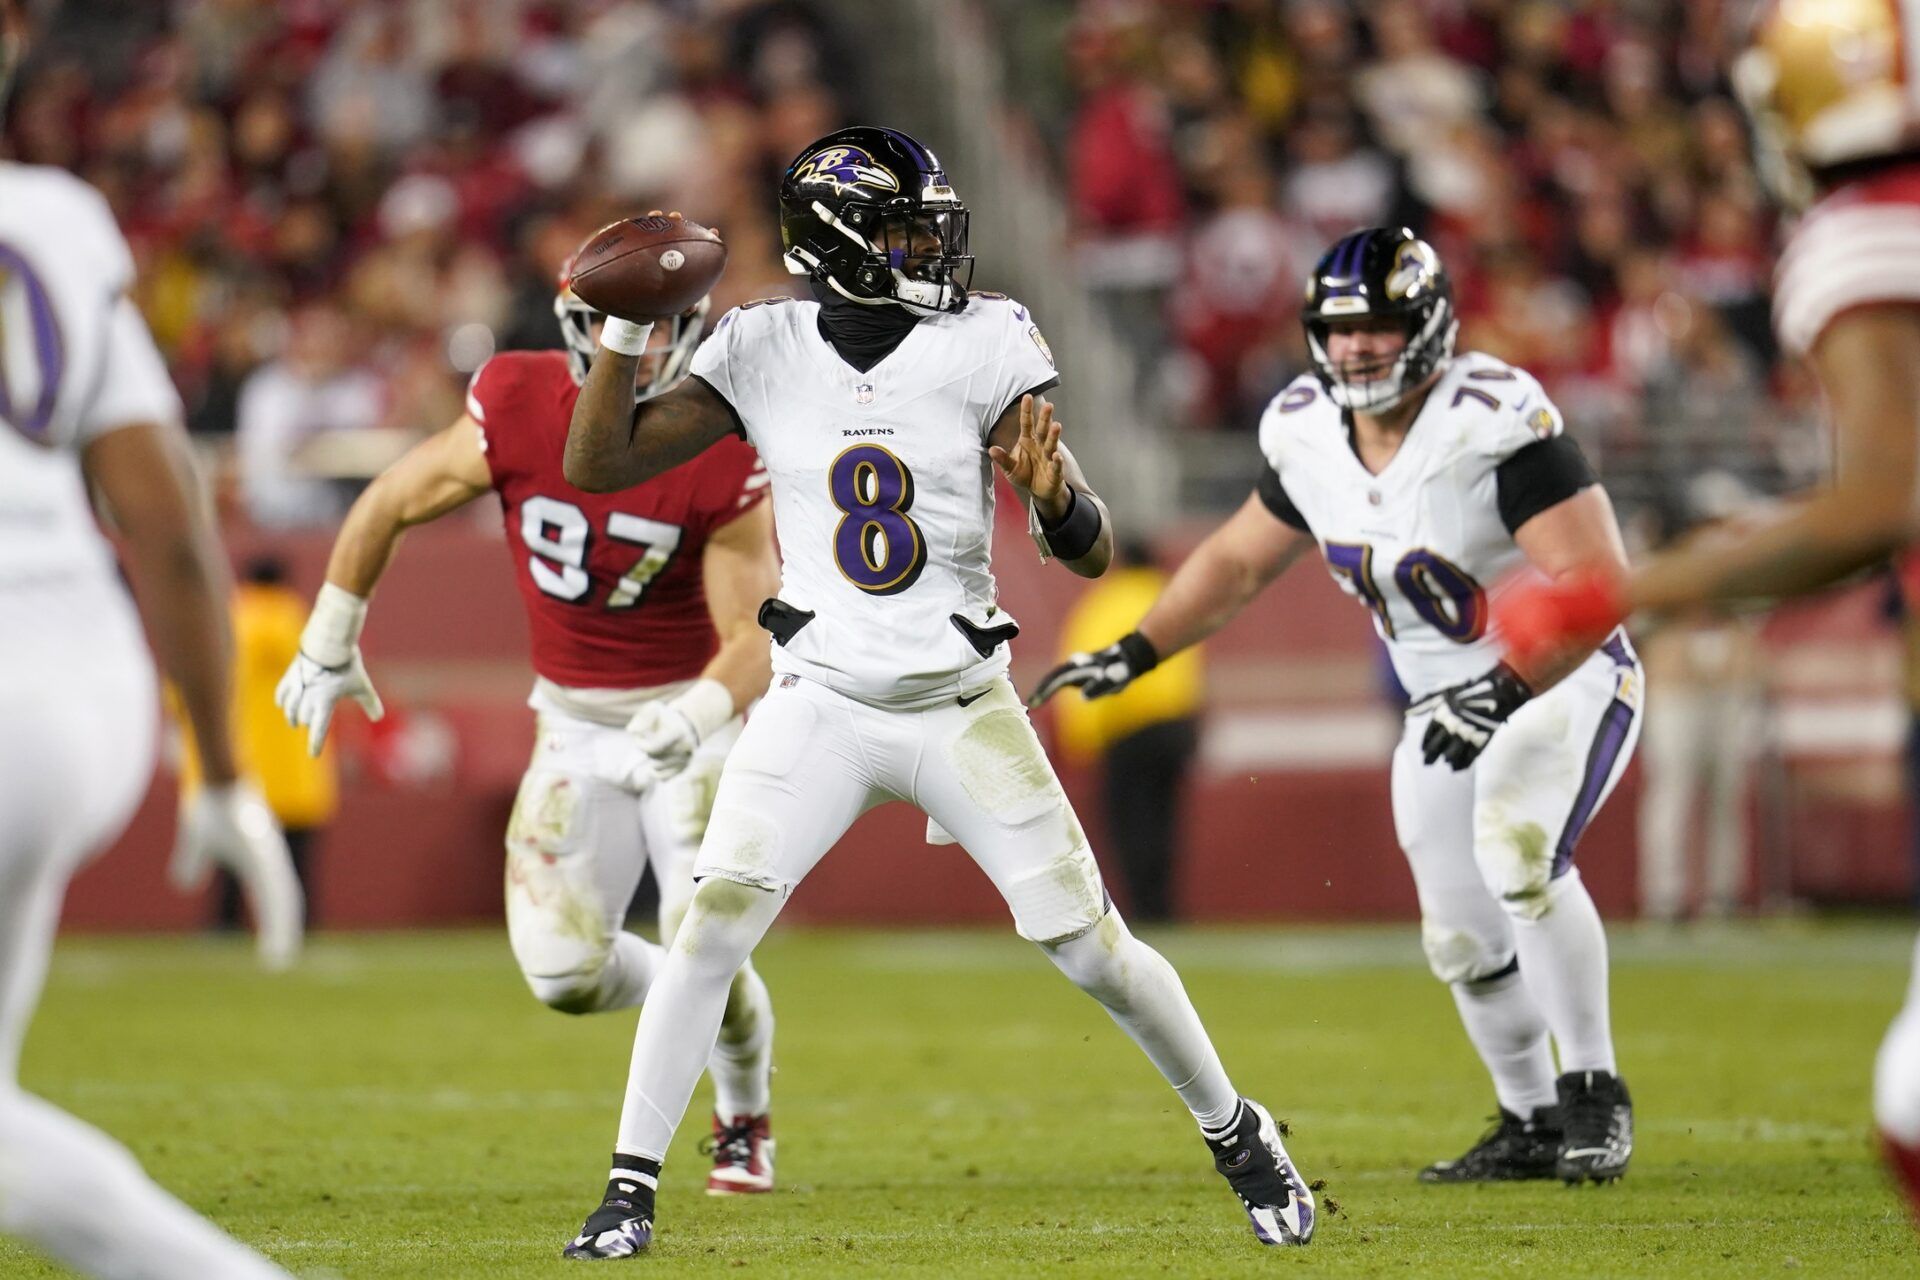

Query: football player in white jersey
[[1495, 0, 1920, 1221], [1036, 227, 1643, 1185], [0, 2, 301, 1275], [557, 125, 1316, 1256]]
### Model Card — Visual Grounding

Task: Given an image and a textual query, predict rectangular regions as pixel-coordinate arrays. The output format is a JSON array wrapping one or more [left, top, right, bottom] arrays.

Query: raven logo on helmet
[[1386, 239, 1442, 302], [791, 146, 901, 198], [778, 125, 974, 315]]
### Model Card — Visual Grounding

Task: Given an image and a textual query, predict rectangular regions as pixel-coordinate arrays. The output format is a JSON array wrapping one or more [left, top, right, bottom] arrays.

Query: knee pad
[[675, 875, 781, 965], [1473, 801, 1557, 920], [1421, 918, 1512, 985], [1002, 845, 1109, 945]]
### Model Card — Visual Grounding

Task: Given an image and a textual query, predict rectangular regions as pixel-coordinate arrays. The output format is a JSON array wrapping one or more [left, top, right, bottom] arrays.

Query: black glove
[[1421, 663, 1532, 771], [1027, 631, 1159, 707]]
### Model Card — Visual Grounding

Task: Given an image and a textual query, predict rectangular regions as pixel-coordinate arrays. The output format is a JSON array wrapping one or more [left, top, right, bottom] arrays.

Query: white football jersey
[[0, 161, 179, 653], [1257, 352, 1589, 701], [690, 292, 1057, 705]]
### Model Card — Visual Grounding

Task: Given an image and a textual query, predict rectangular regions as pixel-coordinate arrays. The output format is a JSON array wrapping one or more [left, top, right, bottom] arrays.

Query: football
[[567, 215, 728, 322]]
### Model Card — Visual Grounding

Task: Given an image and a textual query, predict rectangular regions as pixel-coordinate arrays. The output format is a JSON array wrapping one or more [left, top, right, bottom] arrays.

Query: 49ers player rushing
[[1493, 0, 1920, 1222], [274, 272, 782, 1195]]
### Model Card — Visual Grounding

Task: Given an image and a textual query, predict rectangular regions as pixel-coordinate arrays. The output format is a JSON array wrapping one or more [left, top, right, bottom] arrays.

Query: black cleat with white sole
[[1205, 1098, 1316, 1246], [563, 1155, 660, 1260], [1419, 1106, 1561, 1183], [1556, 1070, 1632, 1184]]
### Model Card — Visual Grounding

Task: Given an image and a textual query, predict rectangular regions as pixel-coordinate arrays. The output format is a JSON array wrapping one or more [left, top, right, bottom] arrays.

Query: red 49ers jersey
[[466, 350, 768, 690], [1775, 164, 1920, 356]]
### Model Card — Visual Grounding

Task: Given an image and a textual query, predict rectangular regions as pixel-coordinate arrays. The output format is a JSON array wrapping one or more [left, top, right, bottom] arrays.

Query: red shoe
[[1882, 1129, 1920, 1224], [703, 1112, 774, 1195]]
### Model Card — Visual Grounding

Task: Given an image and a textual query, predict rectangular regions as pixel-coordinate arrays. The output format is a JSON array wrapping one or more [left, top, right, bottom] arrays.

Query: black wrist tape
[[1118, 630, 1159, 674], [1042, 488, 1103, 561]]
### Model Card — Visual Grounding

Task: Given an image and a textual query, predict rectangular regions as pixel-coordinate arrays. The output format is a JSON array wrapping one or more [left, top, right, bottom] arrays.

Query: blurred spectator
[[177, 556, 338, 931], [1067, 8, 1186, 367], [236, 301, 382, 527], [1053, 539, 1204, 924], [1, 0, 859, 517], [1040, 0, 1810, 518], [1635, 476, 1768, 923]]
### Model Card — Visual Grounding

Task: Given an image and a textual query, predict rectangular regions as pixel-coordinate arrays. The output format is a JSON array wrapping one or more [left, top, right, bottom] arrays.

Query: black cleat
[[1556, 1070, 1633, 1183], [1205, 1098, 1315, 1246], [564, 1158, 660, 1260], [1419, 1107, 1561, 1183]]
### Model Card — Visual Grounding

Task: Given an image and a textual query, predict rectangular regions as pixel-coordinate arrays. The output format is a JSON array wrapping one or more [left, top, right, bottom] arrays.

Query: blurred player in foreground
[[1492, 1, 1920, 1219], [275, 269, 783, 1194], [1036, 228, 1642, 1185], [0, 2, 301, 1275], [559, 126, 1316, 1257]]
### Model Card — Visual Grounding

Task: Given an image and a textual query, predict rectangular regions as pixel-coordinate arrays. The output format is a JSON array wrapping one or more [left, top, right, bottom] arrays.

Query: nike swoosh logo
[[957, 691, 988, 707]]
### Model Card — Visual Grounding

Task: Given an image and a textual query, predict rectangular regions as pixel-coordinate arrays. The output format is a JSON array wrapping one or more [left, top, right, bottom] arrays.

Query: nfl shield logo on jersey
[[855, 383, 874, 405]]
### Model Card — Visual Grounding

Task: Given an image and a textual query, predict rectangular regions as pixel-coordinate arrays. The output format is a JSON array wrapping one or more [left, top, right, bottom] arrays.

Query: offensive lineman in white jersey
[[0, 2, 302, 1275], [557, 125, 1316, 1257], [1494, 0, 1920, 1222], [1036, 227, 1644, 1185]]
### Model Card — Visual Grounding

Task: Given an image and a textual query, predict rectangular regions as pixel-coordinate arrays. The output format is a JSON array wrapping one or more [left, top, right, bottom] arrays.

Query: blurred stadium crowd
[[1006, 0, 1826, 533], [2, 0, 1824, 540], [1, 0, 858, 527]]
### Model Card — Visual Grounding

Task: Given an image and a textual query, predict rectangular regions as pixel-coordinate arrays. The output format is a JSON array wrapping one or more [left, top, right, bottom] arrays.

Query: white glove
[[620, 678, 734, 791], [169, 781, 304, 971], [277, 583, 383, 755]]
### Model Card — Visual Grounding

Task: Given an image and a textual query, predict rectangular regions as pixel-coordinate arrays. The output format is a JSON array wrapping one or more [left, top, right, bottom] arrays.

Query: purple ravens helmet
[[1303, 226, 1458, 413], [778, 125, 973, 315]]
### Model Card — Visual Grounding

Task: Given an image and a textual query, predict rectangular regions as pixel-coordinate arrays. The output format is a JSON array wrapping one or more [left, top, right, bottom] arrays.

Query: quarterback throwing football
[[1036, 227, 1642, 1185], [275, 272, 783, 1195], [559, 125, 1316, 1257]]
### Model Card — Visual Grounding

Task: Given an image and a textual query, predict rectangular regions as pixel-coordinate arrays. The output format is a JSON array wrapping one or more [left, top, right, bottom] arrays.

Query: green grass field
[[5, 922, 1918, 1278]]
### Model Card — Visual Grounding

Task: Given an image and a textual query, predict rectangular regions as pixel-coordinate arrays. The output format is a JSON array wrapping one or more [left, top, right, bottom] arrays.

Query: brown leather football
[[567, 215, 728, 322]]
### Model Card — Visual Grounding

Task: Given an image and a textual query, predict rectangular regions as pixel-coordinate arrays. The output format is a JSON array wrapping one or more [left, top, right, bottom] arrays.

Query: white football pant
[[504, 709, 773, 1118], [1395, 644, 1642, 1104], [610, 674, 1240, 1161], [0, 633, 291, 1278]]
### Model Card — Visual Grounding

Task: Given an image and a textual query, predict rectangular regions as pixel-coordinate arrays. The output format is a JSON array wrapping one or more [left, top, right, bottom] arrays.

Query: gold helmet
[[1736, 0, 1920, 206]]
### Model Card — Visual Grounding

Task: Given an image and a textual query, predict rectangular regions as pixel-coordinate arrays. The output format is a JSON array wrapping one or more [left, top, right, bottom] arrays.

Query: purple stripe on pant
[[1554, 694, 1636, 877]]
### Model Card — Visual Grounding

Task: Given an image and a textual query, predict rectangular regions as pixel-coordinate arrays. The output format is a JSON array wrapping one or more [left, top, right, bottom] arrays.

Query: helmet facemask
[[552, 290, 710, 401], [1306, 299, 1458, 413], [786, 198, 973, 315]]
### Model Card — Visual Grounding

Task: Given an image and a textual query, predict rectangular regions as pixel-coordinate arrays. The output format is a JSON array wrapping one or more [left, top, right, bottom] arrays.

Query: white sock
[[1042, 912, 1240, 1130], [1876, 936, 1920, 1143], [708, 962, 774, 1119], [1509, 870, 1617, 1075], [1451, 967, 1558, 1116], [0, 1089, 291, 1279], [616, 880, 783, 1159]]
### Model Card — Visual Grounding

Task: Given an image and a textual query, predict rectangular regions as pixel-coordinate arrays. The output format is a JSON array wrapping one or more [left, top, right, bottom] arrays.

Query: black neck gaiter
[[810, 280, 922, 373]]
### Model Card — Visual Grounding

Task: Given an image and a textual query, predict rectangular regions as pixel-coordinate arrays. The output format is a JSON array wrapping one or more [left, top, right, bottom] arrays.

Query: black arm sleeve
[[1495, 435, 1598, 533], [1256, 462, 1311, 532]]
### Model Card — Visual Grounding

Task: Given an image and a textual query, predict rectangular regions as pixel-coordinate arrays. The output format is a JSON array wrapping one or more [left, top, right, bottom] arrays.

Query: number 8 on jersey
[[830, 443, 926, 595]]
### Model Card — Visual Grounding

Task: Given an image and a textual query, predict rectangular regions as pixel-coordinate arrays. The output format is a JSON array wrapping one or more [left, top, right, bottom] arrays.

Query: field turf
[[5, 922, 1917, 1278]]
